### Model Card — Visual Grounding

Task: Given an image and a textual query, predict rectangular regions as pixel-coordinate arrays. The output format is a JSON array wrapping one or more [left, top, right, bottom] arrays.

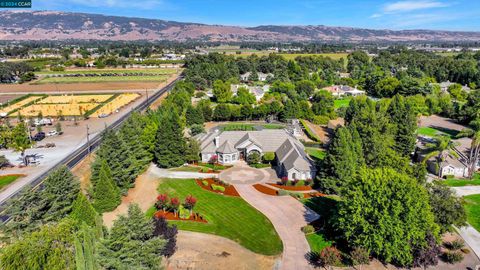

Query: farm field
[[2, 93, 140, 117], [150, 179, 283, 256], [34, 75, 170, 84], [228, 51, 349, 60], [0, 95, 45, 115], [35, 68, 177, 75], [90, 93, 140, 117]]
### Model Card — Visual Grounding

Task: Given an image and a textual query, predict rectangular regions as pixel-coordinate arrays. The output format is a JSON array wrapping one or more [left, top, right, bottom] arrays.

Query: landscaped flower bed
[[153, 194, 207, 223], [253, 184, 278, 196], [195, 178, 240, 197], [154, 211, 207, 223], [268, 183, 313, 191]]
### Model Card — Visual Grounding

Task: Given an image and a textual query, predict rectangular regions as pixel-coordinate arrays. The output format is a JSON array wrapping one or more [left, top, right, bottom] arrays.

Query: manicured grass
[[464, 194, 480, 232], [0, 175, 22, 190], [169, 166, 202, 172], [334, 98, 351, 109], [154, 179, 283, 255], [34, 75, 169, 84], [306, 147, 326, 160], [261, 123, 285, 129], [441, 175, 480, 187], [306, 232, 332, 253], [417, 126, 459, 138]]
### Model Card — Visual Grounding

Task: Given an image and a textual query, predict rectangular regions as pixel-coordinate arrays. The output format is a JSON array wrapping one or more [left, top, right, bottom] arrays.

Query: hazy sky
[[28, 0, 480, 31]]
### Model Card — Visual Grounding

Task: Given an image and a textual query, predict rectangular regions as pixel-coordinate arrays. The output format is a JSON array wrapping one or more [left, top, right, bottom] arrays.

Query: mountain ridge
[[1, 10, 480, 42]]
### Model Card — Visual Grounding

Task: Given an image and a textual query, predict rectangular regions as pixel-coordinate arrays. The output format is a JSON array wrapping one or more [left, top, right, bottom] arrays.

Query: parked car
[[32, 132, 45, 141], [98, 113, 110, 118], [47, 130, 58, 137]]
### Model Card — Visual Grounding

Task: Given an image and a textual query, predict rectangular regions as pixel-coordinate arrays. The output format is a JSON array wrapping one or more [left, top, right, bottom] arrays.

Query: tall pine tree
[[388, 94, 417, 157], [92, 161, 121, 213], [154, 107, 187, 168]]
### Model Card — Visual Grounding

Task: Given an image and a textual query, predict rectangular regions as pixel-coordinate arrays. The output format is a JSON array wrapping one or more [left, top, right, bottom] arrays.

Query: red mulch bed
[[303, 192, 326, 199], [195, 178, 240, 197], [154, 210, 208, 223], [267, 183, 313, 191], [253, 184, 278, 196]]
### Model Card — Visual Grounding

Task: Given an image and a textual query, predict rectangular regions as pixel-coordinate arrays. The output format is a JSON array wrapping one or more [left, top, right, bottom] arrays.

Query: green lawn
[[334, 98, 351, 109], [153, 179, 283, 255], [417, 126, 459, 138], [34, 75, 169, 84], [306, 233, 332, 253], [464, 194, 480, 232], [441, 174, 480, 187], [0, 175, 22, 190], [306, 147, 326, 160]]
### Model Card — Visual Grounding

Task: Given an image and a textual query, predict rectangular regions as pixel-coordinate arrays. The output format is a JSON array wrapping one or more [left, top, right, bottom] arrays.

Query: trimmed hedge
[[211, 184, 225, 192], [299, 119, 321, 142]]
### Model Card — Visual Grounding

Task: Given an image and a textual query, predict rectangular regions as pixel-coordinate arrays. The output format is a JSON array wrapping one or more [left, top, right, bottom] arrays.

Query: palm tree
[[423, 135, 459, 177], [456, 128, 480, 179]]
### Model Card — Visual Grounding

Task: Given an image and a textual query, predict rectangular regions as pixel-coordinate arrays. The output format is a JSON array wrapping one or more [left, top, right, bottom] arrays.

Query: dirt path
[[303, 120, 329, 144], [102, 167, 161, 228], [234, 184, 319, 270], [168, 231, 278, 270], [71, 154, 95, 191]]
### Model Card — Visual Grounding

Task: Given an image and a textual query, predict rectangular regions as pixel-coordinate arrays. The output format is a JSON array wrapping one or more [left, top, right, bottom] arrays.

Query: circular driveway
[[220, 166, 270, 184]]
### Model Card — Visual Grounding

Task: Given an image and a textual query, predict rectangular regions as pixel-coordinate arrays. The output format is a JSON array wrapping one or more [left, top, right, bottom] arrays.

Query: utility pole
[[86, 124, 91, 155], [145, 88, 149, 104]]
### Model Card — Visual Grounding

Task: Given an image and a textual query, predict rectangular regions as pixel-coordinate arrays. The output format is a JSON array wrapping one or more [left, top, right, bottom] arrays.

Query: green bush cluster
[[202, 180, 209, 186], [442, 251, 464, 264], [211, 184, 226, 192], [302, 225, 315, 234]]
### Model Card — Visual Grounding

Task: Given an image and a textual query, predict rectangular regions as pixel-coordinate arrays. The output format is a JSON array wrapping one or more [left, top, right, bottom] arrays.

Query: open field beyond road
[[226, 52, 349, 60], [34, 75, 170, 84], [152, 179, 283, 256], [35, 68, 177, 75]]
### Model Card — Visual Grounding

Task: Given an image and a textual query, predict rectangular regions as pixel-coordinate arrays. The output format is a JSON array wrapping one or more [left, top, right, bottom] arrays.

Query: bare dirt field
[[0, 81, 164, 92], [304, 120, 330, 143], [71, 153, 95, 191], [102, 164, 161, 228], [167, 231, 277, 270]]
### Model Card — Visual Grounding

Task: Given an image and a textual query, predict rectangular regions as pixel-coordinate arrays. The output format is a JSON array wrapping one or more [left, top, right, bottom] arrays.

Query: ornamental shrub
[[277, 189, 288, 196], [445, 239, 464, 251], [318, 246, 341, 267], [302, 225, 315, 234], [202, 180, 208, 186], [350, 247, 370, 266], [211, 184, 225, 192], [442, 251, 464, 264]]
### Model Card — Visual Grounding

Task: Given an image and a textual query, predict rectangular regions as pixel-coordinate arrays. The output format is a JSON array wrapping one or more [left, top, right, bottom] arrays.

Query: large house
[[230, 84, 270, 101], [195, 129, 316, 180], [436, 81, 471, 93], [240, 72, 274, 82], [323, 85, 365, 97]]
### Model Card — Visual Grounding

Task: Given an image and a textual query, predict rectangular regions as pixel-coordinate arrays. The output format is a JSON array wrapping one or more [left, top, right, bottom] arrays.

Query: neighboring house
[[437, 81, 471, 92], [416, 136, 475, 178], [231, 84, 270, 101], [195, 129, 316, 180], [240, 72, 274, 82], [323, 85, 365, 97]]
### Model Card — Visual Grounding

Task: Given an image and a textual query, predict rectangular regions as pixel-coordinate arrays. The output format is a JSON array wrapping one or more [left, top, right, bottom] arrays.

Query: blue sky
[[30, 0, 480, 31]]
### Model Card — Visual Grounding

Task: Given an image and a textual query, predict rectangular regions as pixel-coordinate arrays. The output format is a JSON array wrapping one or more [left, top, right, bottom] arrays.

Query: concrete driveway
[[148, 164, 218, 179], [235, 184, 319, 270]]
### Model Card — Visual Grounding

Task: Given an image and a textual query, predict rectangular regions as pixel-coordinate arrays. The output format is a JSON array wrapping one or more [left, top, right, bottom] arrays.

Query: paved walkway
[[148, 164, 218, 179], [235, 184, 319, 270], [219, 161, 279, 184], [456, 225, 480, 259], [453, 186, 480, 196]]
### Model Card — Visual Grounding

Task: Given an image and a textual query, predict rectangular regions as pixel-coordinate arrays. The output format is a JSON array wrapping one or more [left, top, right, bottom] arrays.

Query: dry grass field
[[38, 94, 113, 104], [18, 103, 99, 117], [0, 96, 44, 115], [91, 93, 140, 117]]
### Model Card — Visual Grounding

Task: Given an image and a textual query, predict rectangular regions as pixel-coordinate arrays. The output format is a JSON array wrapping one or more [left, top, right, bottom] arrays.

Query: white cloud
[[383, 1, 450, 13]]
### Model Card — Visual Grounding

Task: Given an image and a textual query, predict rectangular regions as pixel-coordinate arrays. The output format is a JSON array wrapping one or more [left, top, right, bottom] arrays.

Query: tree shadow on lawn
[[429, 125, 460, 138]]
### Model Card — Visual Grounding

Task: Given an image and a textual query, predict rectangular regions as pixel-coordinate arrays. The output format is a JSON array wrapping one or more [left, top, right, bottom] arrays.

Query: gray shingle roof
[[217, 140, 236, 154]]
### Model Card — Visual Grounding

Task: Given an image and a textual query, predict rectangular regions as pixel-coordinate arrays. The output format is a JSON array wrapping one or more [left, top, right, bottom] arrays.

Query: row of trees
[[316, 96, 467, 267]]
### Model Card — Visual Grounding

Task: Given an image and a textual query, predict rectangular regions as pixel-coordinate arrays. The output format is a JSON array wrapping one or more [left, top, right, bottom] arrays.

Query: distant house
[[240, 72, 274, 82], [438, 81, 471, 92], [427, 153, 469, 178], [323, 85, 365, 97], [231, 84, 270, 101], [195, 129, 316, 180]]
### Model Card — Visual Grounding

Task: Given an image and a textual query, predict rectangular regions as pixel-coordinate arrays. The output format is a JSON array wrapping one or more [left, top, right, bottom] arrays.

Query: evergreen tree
[[388, 94, 417, 156], [319, 127, 364, 194], [70, 193, 98, 228], [97, 204, 166, 269], [154, 109, 187, 168], [93, 161, 121, 213], [74, 236, 86, 270], [185, 138, 200, 163], [185, 105, 204, 126]]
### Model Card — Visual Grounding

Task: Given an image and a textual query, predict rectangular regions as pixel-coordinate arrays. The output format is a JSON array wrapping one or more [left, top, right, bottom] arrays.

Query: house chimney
[[214, 136, 220, 147]]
